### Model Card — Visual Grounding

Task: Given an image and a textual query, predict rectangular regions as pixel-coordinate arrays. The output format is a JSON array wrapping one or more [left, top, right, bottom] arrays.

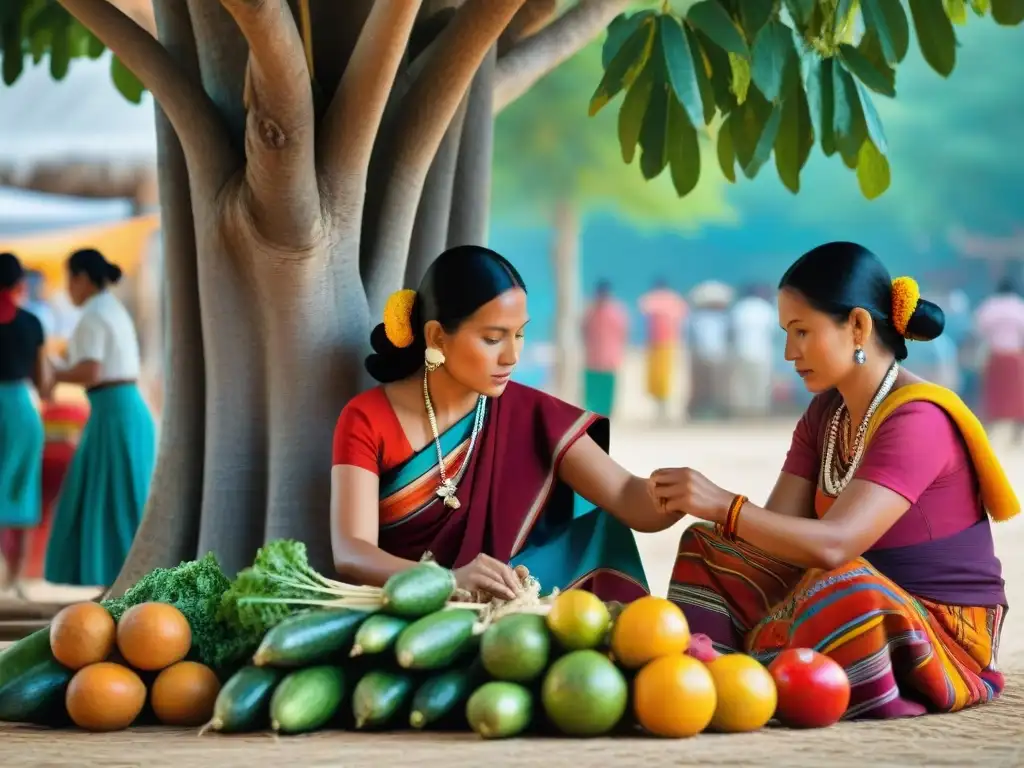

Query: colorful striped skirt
[[669, 523, 1005, 719], [0, 381, 44, 528], [45, 384, 156, 587]]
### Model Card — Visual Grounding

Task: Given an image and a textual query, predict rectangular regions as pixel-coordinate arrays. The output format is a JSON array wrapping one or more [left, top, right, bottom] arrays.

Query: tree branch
[[448, 47, 495, 248], [57, 0, 238, 194], [498, 0, 556, 54], [365, 0, 527, 314], [406, 98, 467, 288], [494, 0, 630, 113], [185, 0, 249, 144], [320, 0, 423, 210], [219, 0, 322, 249]]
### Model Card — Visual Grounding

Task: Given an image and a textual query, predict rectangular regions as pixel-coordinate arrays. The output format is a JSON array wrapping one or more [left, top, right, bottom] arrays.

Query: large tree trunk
[[550, 199, 582, 405], [53, 0, 630, 593]]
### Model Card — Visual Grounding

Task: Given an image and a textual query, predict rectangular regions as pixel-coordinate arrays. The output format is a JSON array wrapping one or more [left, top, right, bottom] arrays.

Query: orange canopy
[[0, 213, 160, 286]]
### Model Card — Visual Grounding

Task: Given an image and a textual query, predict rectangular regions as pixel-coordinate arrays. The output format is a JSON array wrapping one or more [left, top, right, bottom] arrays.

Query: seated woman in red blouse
[[652, 242, 1013, 719], [331, 245, 674, 603]]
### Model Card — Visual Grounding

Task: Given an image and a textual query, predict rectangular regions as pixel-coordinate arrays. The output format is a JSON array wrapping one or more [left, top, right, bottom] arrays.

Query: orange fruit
[[706, 653, 777, 732], [50, 602, 116, 670], [151, 661, 222, 726], [116, 602, 192, 671], [633, 654, 716, 738], [609, 596, 689, 669], [66, 662, 146, 732]]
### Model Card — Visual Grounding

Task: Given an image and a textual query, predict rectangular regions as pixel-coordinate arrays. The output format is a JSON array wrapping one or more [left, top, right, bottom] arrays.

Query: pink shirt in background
[[583, 299, 629, 371], [781, 392, 984, 550], [639, 289, 687, 345], [974, 294, 1024, 353]]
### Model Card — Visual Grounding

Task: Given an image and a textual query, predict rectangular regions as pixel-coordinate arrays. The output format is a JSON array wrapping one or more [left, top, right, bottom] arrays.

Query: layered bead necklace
[[422, 369, 487, 509], [819, 360, 900, 497]]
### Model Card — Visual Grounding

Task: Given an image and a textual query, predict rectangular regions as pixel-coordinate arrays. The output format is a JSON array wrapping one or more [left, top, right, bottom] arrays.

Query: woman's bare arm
[[558, 435, 677, 533], [33, 347, 54, 400], [330, 464, 420, 586], [54, 359, 102, 388], [763, 472, 816, 518], [730, 479, 911, 569]]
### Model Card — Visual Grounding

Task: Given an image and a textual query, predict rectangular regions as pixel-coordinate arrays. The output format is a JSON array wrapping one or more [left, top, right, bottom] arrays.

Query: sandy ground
[[4, 419, 1024, 765]]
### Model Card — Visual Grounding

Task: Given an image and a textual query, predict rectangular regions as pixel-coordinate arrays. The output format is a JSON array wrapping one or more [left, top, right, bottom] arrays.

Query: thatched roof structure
[[0, 0, 158, 201]]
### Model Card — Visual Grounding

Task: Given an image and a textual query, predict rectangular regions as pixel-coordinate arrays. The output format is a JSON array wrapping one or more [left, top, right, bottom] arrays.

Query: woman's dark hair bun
[[365, 322, 426, 384], [67, 247, 123, 289], [779, 241, 944, 361], [0, 252, 24, 290], [363, 245, 527, 384], [904, 298, 945, 343]]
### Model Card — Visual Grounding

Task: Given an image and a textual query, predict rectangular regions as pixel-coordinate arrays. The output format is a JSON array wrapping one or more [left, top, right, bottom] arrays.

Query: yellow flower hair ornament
[[383, 289, 417, 348], [890, 276, 920, 338]]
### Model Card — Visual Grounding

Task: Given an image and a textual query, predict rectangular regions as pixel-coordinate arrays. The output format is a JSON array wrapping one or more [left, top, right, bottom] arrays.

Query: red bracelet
[[722, 494, 747, 542]]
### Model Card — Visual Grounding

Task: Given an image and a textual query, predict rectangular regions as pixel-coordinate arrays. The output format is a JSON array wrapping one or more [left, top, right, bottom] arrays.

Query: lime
[[545, 590, 611, 651], [466, 681, 533, 739], [540, 649, 627, 736], [480, 614, 550, 683]]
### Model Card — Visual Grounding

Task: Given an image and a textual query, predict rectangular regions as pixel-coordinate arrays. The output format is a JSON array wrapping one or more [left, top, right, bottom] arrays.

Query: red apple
[[768, 648, 851, 728]]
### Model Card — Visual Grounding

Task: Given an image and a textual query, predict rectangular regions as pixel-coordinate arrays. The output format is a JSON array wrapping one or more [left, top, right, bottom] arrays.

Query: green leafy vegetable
[[101, 552, 247, 671], [218, 540, 383, 644]]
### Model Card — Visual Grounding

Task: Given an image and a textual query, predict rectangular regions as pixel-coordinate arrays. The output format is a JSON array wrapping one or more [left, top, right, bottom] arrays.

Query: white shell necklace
[[422, 369, 487, 509], [819, 360, 900, 497]]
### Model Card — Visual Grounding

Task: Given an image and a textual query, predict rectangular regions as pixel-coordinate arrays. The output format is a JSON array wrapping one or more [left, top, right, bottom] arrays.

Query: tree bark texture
[[54, 0, 618, 589]]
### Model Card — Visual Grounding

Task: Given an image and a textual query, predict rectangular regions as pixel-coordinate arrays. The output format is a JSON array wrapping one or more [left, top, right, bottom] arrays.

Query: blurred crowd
[[582, 275, 1024, 436]]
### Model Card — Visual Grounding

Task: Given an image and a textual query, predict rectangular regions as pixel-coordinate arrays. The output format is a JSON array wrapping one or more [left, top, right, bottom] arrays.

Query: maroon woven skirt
[[982, 351, 1024, 422]]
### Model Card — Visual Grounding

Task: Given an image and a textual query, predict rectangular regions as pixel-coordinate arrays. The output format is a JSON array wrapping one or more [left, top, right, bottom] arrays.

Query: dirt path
[[4, 420, 1023, 765]]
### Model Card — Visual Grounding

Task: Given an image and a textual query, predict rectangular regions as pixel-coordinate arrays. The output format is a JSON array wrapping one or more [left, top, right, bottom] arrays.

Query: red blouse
[[332, 387, 414, 474]]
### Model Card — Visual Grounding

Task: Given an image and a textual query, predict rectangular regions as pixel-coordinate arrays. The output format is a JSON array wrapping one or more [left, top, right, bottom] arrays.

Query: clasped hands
[[647, 466, 736, 525]]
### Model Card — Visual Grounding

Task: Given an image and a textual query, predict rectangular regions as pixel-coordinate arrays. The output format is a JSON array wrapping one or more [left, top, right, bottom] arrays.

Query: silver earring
[[853, 346, 866, 365], [424, 347, 445, 372]]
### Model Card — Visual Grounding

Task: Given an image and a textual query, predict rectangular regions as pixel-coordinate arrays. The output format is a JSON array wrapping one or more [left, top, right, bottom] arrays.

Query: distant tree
[[493, 40, 733, 401]]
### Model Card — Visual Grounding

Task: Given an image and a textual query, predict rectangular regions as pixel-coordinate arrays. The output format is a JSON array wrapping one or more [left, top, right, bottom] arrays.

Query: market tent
[[0, 213, 160, 286], [0, 51, 157, 200], [0, 187, 135, 238]]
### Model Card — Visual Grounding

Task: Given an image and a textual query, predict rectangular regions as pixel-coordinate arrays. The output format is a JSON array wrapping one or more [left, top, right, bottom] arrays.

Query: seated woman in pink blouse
[[652, 242, 1015, 720]]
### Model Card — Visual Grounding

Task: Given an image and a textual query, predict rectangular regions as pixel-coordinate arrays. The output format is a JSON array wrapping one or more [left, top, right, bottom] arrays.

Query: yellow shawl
[[864, 382, 1019, 522]]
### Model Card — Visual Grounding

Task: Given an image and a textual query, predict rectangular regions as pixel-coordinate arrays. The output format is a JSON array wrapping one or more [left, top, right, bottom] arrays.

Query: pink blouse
[[781, 392, 984, 550]]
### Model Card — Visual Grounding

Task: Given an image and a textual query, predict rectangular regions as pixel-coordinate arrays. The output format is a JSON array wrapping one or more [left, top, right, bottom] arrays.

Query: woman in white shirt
[[47, 248, 156, 588]]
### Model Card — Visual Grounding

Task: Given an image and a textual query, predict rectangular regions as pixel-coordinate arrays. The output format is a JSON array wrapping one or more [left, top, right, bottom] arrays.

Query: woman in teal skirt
[[0, 253, 51, 594], [47, 248, 155, 588]]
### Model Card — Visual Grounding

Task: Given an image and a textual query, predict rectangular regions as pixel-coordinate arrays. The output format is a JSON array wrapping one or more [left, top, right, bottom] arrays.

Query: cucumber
[[253, 609, 371, 667], [206, 665, 281, 733], [394, 609, 478, 670], [351, 669, 415, 730], [0, 657, 73, 725], [466, 681, 534, 739], [351, 614, 409, 657], [270, 666, 345, 734], [381, 563, 456, 618], [0, 628, 54, 690], [410, 660, 485, 729]]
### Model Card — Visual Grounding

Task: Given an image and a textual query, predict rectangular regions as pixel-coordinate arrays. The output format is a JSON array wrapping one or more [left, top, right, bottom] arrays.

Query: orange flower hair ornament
[[383, 289, 417, 348], [890, 276, 920, 338]]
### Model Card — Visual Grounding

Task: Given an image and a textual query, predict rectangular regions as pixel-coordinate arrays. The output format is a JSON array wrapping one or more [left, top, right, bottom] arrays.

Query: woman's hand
[[649, 467, 735, 524], [452, 554, 522, 601]]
